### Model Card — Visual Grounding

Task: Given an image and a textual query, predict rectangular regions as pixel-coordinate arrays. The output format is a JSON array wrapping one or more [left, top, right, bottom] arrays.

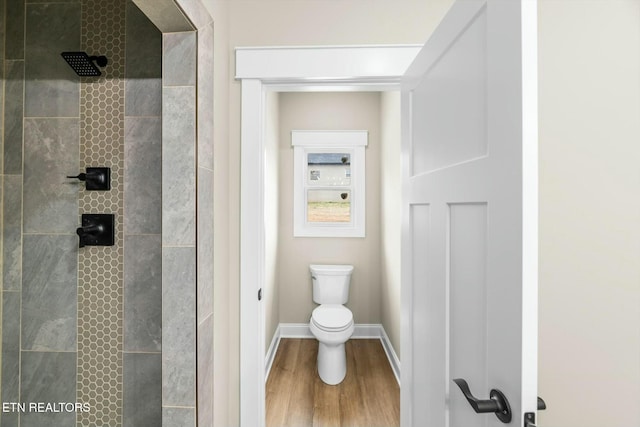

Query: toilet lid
[[312, 305, 353, 330]]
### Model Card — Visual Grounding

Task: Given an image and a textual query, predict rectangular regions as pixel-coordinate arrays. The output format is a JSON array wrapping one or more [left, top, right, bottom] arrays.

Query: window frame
[[291, 130, 368, 237]]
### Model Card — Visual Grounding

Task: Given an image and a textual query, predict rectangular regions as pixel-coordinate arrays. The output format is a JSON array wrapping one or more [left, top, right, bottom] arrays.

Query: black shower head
[[61, 52, 108, 77]]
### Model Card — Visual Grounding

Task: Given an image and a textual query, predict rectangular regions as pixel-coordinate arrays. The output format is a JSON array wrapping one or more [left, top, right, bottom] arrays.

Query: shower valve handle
[[67, 170, 104, 183], [67, 173, 87, 181], [76, 224, 104, 235], [67, 167, 110, 190], [76, 223, 104, 248], [75, 214, 115, 248]]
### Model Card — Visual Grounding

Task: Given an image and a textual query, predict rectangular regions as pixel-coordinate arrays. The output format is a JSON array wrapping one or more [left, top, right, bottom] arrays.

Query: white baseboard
[[265, 324, 282, 381], [278, 323, 313, 338], [379, 326, 401, 386], [266, 323, 401, 386]]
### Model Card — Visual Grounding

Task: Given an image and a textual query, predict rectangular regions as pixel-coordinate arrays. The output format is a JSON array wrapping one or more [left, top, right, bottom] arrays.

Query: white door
[[400, 1, 538, 426]]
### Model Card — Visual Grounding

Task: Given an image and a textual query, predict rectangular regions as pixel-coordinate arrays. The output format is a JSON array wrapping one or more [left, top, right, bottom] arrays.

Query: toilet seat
[[311, 305, 353, 332]]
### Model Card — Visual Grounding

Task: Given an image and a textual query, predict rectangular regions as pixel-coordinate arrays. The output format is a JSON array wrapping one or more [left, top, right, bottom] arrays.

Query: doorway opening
[[262, 90, 401, 426], [236, 45, 421, 427]]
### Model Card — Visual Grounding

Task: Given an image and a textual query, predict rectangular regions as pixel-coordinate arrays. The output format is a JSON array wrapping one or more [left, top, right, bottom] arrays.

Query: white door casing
[[400, 1, 538, 426], [236, 45, 421, 427]]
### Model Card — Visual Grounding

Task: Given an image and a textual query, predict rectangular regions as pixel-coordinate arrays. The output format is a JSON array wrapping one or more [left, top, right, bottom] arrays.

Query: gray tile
[[124, 117, 162, 235], [0, 101, 3, 175], [23, 118, 79, 234], [2, 292, 21, 403], [3, 175, 22, 291], [163, 32, 196, 86], [0, 0, 6, 68], [124, 353, 162, 427], [0, 61, 3, 114], [24, 3, 80, 66], [131, 0, 193, 34], [126, 0, 161, 79], [125, 78, 162, 117], [20, 352, 76, 427], [197, 22, 214, 170], [197, 167, 213, 322], [197, 315, 214, 427], [22, 235, 77, 351], [124, 235, 162, 352], [0, 183, 2, 282], [1, 412, 19, 427], [25, 78, 79, 117], [0, 0, 4, 37], [6, 0, 25, 60], [163, 247, 196, 406], [162, 87, 195, 246], [0, 58, 3, 172], [175, 0, 212, 30], [24, 3, 80, 117], [162, 407, 195, 427], [4, 61, 24, 175]]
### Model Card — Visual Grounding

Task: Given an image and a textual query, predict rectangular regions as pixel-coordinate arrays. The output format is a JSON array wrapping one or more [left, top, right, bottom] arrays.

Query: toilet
[[308, 264, 355, 385]]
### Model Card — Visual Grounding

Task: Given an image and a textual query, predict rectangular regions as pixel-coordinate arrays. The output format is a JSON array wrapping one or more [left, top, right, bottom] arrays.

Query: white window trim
[[292, 130, 368, 237]]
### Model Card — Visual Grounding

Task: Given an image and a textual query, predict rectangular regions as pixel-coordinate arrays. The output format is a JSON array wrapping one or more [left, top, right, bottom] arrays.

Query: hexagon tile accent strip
[[77, 0, 126, 426]]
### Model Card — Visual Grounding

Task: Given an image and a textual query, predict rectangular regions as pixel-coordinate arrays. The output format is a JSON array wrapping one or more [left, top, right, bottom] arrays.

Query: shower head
[[61, 52, 108, 77]]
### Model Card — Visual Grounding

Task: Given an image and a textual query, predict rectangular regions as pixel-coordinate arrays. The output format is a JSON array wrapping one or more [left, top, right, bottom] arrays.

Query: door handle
[[524, 396, 547, 427], [537, 397, 546, 410], [452, 378, 512, 423]]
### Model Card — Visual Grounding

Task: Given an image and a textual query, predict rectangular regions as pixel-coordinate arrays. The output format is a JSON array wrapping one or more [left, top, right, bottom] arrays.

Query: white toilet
[[309, 264, 355, 385]]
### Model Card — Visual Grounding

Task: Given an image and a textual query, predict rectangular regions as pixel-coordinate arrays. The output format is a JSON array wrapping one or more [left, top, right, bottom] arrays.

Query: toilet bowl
[[310, 305, 355, 385], [308, 264, 355, 385]]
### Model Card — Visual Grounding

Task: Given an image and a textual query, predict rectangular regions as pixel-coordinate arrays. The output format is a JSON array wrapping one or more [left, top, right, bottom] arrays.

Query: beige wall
[[380, 91, 402, 358], [226, 0, 450, 47], [277, 92, 383, 325], [537, 1, 640, 426]]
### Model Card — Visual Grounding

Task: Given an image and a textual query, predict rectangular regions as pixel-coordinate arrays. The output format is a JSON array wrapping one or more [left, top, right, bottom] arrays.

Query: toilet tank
[[310, 264, 354, 304]]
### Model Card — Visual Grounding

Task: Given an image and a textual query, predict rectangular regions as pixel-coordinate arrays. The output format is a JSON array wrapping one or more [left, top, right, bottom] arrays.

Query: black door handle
[[524, 396, 547, 427], [452, 378, 512, 423], [537, 396, 546, 410]]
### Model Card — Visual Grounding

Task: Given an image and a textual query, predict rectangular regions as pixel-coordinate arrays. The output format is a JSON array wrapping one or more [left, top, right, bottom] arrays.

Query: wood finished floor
[[266, 339, 400, 427]]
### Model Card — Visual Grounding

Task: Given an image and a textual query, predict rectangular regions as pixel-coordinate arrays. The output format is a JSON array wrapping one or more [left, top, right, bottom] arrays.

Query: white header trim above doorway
[[235, 45, 421, 84]]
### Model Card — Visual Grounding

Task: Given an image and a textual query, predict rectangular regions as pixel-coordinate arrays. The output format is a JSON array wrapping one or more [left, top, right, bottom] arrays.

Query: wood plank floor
[[266, 339, 400, 427]]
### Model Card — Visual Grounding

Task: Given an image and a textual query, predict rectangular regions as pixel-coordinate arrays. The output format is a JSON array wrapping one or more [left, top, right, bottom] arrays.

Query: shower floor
[[266, 338, 400, 427]]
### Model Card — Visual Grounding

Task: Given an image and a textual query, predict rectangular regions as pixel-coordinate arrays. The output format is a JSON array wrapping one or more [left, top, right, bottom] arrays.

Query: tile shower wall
[[123, 2, 163, 426], [0, 1, 162, 426], [162, 31, 197, 425], [16, 3, 80, 427], [158, 4, 215, 423], [0, 5, 4, 421], [77, 0, 126, 424], [196, 18, 215, 427]]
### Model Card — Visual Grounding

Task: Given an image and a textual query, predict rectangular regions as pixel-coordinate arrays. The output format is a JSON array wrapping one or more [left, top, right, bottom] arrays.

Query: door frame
[[235, 45, 421, 427]]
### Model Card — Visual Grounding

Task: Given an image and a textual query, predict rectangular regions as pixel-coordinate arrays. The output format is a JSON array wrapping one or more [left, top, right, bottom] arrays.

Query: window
[[292, 130, 367, 237]]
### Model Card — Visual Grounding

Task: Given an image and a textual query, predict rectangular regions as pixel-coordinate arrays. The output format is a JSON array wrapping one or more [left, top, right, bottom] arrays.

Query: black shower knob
[[67, 167, 111, 190]]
